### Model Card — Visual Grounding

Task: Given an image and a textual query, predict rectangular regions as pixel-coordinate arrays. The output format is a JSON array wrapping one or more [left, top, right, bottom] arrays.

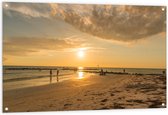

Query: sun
[[77, 50, 84, 58]]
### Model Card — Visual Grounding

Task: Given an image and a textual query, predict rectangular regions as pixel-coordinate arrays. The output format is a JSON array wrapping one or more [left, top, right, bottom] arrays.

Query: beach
[[3, 73, 166, 112], [2, 2, 166, 113]]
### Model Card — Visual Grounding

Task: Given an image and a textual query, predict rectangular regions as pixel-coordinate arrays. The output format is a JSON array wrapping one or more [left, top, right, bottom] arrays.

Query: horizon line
[[2, 65, 166, 69]]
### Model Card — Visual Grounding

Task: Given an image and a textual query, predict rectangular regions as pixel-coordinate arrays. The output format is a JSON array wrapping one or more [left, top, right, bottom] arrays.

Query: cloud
[[3, 2, 51, 18], [3, 37, 83, 56], [50, 4, 166, 42], [3, 3, 166, 42]]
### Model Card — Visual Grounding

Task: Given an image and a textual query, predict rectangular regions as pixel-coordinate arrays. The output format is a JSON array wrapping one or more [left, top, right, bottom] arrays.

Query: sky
[[2, 2, 166, 68]]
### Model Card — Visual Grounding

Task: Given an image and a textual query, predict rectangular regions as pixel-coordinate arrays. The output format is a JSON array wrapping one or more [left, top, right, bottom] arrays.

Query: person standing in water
[[123, 69, 125, 73], [56, 69, 59, 82], [50, 69, 52, 83], [100, 69, 104, 75]]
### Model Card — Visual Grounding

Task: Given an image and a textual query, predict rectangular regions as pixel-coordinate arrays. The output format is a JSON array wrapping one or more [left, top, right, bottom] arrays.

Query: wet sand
[[3, 74, 166, 112]]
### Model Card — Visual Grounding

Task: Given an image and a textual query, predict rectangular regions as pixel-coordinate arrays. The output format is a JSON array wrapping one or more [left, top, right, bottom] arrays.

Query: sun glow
[[78, 66, 83, 70], [77, 49, 85, 58]]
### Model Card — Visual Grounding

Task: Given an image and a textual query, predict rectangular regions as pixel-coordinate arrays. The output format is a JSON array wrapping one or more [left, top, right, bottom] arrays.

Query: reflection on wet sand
[[77, 67, 84, 79], [78, 71, 84, 79]]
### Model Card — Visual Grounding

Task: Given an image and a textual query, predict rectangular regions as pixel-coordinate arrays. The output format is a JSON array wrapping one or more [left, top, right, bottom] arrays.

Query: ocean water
[[3, 66, 92, 91], [3, 66, 166, 91], [102, 68, 165, 74]]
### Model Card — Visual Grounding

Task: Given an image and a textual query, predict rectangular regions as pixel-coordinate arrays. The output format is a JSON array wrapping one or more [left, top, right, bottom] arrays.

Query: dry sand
[[3, 74, 166, 112]]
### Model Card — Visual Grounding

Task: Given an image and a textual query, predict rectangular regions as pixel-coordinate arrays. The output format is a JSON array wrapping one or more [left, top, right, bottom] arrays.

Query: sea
[[3, 66, 166, 91]]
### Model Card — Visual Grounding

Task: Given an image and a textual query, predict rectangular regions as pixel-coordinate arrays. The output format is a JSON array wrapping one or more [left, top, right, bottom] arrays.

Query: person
[[56, 69, 59, 82], [162, 70, 166, 76], [50, 69, 52, 83], [100, 69, 104, 75], [123, 69, 125, 73]]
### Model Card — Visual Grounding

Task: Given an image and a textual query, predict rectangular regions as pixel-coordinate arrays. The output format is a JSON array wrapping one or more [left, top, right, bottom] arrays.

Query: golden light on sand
[[78, 71, 84, 79], [77, 50, 84, 58]]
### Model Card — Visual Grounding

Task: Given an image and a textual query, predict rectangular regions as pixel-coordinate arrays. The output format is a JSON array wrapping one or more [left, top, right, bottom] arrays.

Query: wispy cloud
[[3, 36, 84, 56], [3, 2, 51, 18]]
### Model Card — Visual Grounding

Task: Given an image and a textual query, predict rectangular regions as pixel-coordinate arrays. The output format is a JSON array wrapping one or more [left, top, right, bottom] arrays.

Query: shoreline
[[4, 68, 165, 83], [3, 72, 94, 91], [3, 74, 166, 112]]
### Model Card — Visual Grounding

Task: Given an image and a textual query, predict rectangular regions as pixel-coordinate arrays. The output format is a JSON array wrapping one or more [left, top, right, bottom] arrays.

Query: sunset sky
[[3, 3, 166, 68]]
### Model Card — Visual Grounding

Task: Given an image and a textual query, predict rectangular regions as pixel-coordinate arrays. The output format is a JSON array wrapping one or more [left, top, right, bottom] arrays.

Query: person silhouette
[[50, 69, 52, 83], [123, 69, 125, 73], [56, 69, 59, 82], [100, 69, 104, 75]]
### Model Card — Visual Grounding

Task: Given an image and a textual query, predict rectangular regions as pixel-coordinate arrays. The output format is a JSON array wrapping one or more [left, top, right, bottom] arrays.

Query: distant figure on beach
[[162, 70, 166, 76], [56, 69, 59, 82], [123, 69, 125, 73], [50, 69, 53, 83], [100, 69, 105, 75]]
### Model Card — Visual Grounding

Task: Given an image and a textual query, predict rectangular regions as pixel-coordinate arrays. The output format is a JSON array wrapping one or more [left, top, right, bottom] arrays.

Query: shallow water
[[3, 70, 92, 91], [3, 66, 165, 91]]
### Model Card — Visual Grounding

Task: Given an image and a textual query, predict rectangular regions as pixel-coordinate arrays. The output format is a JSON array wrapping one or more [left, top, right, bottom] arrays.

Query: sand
[[3, 74, 166, 112]]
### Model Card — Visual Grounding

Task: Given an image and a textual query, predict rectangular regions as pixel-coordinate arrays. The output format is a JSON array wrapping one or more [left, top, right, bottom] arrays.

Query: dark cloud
[[3, 37, 82, 56], [51, 4, 166, 41], [3, 3, 166, 42]]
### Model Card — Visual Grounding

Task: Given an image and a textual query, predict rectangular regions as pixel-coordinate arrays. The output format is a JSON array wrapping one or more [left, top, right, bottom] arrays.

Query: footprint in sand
[[100, 103, 105, 105], [118, 97, 125, 100], [111, 93, 115, 96], [99, 107, 109, 110], [64, 103, 72, 107], [77, 99, 81, 101], [101, 99, 108, 102], [113, 103, 125, 109], [49, 104, 54, 107], [126, 99, 143, 103]]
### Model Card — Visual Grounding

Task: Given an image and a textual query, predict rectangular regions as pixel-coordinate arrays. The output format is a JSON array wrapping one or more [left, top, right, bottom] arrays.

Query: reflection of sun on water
[[78, 66, 83, 70], [77, 67, 84, 79], [78, 72, 84, 79]]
